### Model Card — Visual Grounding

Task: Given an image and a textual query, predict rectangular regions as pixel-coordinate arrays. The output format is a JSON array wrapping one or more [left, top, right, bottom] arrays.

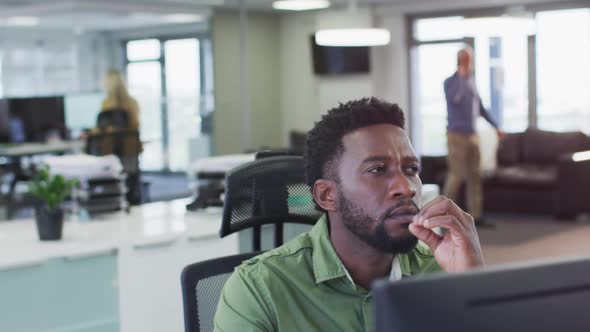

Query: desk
[[0, 141, 85, 210], [0, 199, 239, 332], [0, 140, 85, 157]]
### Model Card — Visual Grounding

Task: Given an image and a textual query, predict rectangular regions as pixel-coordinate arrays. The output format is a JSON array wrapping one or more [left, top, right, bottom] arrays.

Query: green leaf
[[27, 165, 75, 208]]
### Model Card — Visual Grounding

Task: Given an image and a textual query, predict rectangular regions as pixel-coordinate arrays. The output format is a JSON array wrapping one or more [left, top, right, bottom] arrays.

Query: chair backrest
[[96, 109, 130, 130], [181, 252, 261, 332], [220, 155, 322, 251]]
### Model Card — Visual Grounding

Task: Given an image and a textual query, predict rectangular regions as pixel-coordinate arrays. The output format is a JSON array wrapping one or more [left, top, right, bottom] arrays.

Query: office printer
[[186, 153, 256, 210]]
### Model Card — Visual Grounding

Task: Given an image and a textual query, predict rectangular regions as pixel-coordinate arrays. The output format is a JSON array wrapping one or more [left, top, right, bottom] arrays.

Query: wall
[[277, 0, 562, 145], [211, 10, 281, 155], [278, 9, 408, 145]]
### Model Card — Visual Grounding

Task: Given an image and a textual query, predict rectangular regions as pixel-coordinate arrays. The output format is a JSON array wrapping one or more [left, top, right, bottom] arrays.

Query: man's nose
[[388, 175, 416, 199]]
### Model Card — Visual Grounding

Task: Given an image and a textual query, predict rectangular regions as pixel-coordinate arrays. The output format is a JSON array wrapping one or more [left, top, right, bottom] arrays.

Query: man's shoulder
[[444, 72, 458, 85], [235, 232, 314, 278]]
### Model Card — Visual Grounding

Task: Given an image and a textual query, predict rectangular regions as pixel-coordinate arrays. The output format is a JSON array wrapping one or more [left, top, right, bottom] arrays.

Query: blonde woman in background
[[101, 69, 140, 130]]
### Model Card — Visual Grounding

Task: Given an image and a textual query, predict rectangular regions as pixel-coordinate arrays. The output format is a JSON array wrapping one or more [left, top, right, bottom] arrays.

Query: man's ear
[[312, 179, 337, 211]]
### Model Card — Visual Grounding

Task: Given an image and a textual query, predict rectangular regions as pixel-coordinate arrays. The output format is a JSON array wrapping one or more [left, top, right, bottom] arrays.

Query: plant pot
[[34, 205, 64, 241]]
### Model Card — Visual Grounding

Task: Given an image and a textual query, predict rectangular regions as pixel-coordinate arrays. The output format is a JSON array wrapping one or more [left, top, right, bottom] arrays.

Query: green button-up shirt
[[214, 215, 442, 332]]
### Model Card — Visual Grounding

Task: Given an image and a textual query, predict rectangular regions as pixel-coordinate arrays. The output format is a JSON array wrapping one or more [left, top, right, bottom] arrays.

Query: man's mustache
[[380, 200, 420, 222]]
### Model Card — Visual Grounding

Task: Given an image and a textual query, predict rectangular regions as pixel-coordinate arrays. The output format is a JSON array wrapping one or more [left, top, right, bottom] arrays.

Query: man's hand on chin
[[408, 196, 484, 273]]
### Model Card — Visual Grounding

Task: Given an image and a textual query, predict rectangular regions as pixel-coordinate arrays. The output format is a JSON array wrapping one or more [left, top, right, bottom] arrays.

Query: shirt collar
[[309, 215, 412, 285], [310, 215, 348, 284]]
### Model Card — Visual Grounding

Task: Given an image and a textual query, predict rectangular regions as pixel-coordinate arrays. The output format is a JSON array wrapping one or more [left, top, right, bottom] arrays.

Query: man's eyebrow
[[360, 155, 420, 164], [402, 156, 420, 164], [360, 155, 390, 164]]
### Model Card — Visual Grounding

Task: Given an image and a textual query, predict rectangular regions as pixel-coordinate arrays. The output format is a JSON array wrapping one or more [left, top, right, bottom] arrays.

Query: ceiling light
[[161, 13, 205, 23], [272, 0, 330, 11], [3, 16, 39, 27], [315, 28, 390, 47]]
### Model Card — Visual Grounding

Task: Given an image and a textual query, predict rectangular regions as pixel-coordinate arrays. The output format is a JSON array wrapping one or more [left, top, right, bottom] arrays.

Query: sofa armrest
[[555, 152, 590, 218]]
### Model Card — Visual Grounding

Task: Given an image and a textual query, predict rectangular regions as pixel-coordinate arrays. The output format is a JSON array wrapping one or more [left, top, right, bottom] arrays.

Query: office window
[[126, 39, 161, 61], [414, 17, 465, 42], [536, 9, 590, 133], [412, 16, 530, 155], [413, 42, 463, 156], [126, 37, 209, 172], [164, 38, 201, 171], [127, 61, 164, 170]]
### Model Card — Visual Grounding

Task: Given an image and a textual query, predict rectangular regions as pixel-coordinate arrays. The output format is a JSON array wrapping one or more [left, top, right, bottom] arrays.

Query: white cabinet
[[0, 250, 119, 332], [118, 233, 238, 332]]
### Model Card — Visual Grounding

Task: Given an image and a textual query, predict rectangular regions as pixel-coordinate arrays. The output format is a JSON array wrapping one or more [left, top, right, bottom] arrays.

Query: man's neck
[[328, 215, 394, 290], [457, 67, 470, 78]]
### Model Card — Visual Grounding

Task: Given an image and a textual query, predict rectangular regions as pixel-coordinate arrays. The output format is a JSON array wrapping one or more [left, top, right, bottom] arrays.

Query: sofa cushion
[[488, 164, 557, 188], [497, 132, 522, 165], [521, 129, 588, 164]]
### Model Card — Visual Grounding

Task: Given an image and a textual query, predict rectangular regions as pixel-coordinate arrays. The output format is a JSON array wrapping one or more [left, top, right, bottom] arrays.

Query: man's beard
[[338, 190, 418, 254]]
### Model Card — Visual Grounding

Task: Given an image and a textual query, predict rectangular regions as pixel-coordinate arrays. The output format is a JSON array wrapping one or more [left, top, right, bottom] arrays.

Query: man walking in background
[[444, 47, 503, 227]]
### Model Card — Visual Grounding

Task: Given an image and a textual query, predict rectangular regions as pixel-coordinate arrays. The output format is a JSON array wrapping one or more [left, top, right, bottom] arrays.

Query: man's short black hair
[[304, 97, 406, 210]]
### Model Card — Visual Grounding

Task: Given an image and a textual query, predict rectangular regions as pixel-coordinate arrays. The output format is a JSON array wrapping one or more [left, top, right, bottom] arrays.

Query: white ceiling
[[0, 0, 566, 31], [0, 0, 217, 31]]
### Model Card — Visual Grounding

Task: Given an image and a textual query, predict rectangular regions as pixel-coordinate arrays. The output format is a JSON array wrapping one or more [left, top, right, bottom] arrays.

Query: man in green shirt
[[214, 98, 484, 332]]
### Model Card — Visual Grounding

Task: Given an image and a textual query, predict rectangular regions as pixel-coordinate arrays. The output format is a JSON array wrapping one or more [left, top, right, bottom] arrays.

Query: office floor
[[478, 214, 590, 266], [142, 172, 192, 202]]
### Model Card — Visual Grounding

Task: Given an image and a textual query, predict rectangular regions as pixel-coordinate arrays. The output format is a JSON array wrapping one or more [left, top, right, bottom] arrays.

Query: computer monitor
[[8, 96, 66, 142], [64, 92, 104, 132], [0, 99, 10, 142], [374, 256, 590, 332]]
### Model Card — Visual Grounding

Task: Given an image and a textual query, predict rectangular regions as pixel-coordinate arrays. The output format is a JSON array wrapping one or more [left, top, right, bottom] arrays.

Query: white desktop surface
[[0, 199, 224, 269], [0, 199, 238, 332], [0, 140, 85, 157]]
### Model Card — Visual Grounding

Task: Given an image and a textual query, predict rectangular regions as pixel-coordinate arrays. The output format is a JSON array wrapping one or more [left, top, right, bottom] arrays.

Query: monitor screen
[[64, 92, 104, 131], [8, 96, 66, 142], [310, 35, 370, 75], [0, 99, 10, 143], [374, 257, 590, 332]]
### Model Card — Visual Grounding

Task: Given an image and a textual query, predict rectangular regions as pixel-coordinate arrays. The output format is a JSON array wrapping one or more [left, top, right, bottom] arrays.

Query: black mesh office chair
[[96, 109, 130, 130], [220, 155, 322, 251], [181, 156, 321, 332], [181, 252, 260, 332]]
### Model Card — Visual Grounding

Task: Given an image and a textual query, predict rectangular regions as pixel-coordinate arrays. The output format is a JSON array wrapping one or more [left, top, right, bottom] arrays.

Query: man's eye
[[405, 166, 420, 175], [368, 166, 385, 173]]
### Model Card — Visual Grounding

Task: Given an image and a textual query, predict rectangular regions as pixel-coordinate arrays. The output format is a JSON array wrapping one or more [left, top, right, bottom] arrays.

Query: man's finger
[[409, 223, 443, 251], [416, 196, 457, 221], [417, 215, 467, 236], [416, 195, 445, 218], [416, 196, 473, 230]]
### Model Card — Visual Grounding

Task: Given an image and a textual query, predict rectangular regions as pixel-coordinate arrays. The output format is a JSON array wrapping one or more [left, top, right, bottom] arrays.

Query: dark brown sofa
[[420, 128, 590, 219]]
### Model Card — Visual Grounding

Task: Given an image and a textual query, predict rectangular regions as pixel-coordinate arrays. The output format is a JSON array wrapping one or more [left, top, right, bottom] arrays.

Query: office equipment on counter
[[186, 153, 256, 210], [45, 154, 128, 214], [374, 256, 590, 332], [85, 129, 143, 205]]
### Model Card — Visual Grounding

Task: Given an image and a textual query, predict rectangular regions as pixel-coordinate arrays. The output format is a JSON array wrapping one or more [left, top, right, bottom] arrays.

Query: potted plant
[[28, 166, 77, 241]]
